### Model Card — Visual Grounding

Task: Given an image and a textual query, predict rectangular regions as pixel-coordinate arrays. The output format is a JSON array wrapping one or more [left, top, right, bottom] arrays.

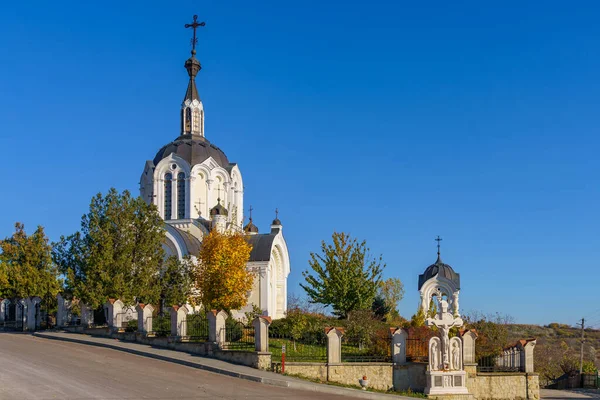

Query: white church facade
[[139, 31, 290, 319]]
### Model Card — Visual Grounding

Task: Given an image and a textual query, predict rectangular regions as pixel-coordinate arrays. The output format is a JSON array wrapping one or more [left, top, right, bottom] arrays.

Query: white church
[[139, 26, 290, 319]]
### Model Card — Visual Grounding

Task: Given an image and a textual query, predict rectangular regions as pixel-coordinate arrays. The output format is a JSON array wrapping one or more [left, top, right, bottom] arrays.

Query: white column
[[208, 310, 228, 345], [252, 316, 271, 352], [56, 294, 69, 327], [26, 297, 41, 331], [460, 330, 478, 364], [390, 327, 408, 364], [326, 327, 344, 364], [170, 305, 189, 337], [136, 304, 154, 334], [80, 303, 94, 327]]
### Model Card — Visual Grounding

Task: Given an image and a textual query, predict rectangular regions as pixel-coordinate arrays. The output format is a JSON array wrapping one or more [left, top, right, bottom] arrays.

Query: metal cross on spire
[[275, 208, 279, 219], [249, 205, 254, 220], [435, 236, 443, 258], [184, 15, 206, 56]]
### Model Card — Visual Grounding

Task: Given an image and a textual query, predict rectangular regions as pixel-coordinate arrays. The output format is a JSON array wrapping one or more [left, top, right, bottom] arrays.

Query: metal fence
[[406, 337, 429, 362], [182, 314, 209, 341], [220, 320, 254, 350], [269, 332, 327, 362], [341, 332, 392, 363], [153, 314, 171, 337], [477, 348, 525, 372], [2, 302, 25, 331]]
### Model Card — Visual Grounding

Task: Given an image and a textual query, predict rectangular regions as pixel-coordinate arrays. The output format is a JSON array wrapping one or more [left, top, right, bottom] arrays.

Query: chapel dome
[[153, 135, 230, 168], [418, 256, 460, 291]]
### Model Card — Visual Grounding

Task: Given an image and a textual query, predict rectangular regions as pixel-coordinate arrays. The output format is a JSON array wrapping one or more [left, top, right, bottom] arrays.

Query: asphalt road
[[0, 333, 353, 400]]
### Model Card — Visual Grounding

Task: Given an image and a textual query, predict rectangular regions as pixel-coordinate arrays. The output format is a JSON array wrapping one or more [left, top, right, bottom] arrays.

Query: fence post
[[25, 297, 41, 331], [517, 339, 536, 373], [252, 316, 272, 352], [136, 304, 154, 334], [0, 298, 4, 323], [170, 305, 189, 337], [390, 327, 408, 364], [460, 329, 478, 364], [208, 310, 228, 345], [80, 302, 94, 327], [57, 294, 69, 328], [325, 327, 344, 364]]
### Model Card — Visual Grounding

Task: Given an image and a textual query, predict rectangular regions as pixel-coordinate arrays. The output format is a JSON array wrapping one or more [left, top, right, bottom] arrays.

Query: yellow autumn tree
[[195, 229, 254, 311]]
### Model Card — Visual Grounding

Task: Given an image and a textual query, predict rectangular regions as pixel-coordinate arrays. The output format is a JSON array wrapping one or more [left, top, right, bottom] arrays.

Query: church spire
[[181, 15, 205, 137]]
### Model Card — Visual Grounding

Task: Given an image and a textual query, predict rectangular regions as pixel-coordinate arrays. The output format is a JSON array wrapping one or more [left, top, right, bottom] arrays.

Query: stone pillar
[[252, 316, 272, 352], [460, 329, 478, 364], [136, 304, 154, 334], [25, 297, 41, 331], [17, 299, 27, 329], [326, 327, 344, 364], [170, 305, 189, 337], [56, 294, 70, 328], [518, 339, 537, 373], [105, 299, 124, 329], [208, 310, 228, 345], [390, 327, 408, 364], [80, 303, 94, 327]]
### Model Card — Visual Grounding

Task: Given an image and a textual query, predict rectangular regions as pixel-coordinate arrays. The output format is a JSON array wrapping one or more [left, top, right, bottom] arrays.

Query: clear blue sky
[[1, 1, 599, 327]]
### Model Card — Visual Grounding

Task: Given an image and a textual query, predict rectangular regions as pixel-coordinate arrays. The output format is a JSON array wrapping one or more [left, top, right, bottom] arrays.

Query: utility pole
[[578, 318, 585, 374]]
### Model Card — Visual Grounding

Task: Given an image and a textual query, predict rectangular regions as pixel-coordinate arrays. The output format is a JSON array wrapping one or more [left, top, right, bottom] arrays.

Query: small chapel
[[139, 18, 290, 319]]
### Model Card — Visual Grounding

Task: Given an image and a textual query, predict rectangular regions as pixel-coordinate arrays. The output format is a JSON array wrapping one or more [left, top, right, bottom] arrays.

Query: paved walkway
[[31, 331, 410, 399], [542, 389, 600, 399]]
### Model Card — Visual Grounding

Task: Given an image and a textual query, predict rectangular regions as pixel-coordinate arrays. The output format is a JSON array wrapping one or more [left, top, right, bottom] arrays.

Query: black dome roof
[[418, 256, 460, 290], [244, 219, 259, 233], [153, 135, 230, 168]]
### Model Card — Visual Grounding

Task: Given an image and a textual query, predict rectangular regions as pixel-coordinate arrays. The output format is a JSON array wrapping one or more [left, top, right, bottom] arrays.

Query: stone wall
[[284, 363, 328, 381], [328, 363, 393, 391], [282, 362, 393, 391], [467, 372, 540, 400], [393, 362, 427, 392]]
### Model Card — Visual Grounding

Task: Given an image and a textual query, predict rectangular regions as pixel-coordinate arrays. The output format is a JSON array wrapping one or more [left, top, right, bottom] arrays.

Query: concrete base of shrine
[[424, 370, 469, 395]]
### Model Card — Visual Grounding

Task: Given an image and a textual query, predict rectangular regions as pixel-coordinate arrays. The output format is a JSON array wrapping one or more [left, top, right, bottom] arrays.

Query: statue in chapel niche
[[452, 341, 461, 370], [430, 340, 440, 371]]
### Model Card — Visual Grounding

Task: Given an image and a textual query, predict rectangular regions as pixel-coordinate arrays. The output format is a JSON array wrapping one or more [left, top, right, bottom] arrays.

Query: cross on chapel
[[184, 15, 205, 56]]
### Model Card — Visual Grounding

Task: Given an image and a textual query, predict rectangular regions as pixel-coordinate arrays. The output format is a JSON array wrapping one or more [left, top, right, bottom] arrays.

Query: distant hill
[[507, 323, 599, 356]]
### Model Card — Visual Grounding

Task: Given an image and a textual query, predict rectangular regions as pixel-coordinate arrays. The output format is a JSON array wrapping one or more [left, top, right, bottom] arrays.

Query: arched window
[[200, 110, 204, 135], [185, 108, 192, 133], [164, 173, 172, 220], [193, 109, 200, 133], [177, 172, 185, 219]]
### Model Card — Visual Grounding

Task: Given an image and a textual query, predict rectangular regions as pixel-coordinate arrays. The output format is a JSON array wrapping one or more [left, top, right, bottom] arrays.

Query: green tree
[[371, 295, 390, 320], [158, 256, 194, 307], [377, 277, 404, 320], [428, 298, 438, 319], [0, 223, 62, 301], [464, 311, 513, 358], [301, 232, 384, 319], [53, 188, 165, 308], [410, 306, 426, 328]]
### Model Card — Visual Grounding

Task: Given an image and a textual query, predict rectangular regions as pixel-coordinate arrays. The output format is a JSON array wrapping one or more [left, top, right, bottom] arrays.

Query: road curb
[[33, 332, 408, 399]]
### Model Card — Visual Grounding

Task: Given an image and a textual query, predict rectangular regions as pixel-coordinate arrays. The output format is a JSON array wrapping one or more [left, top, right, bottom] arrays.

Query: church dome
[[244, 218, 259, 233], [210, 199, 228, 217], [153, 135, 230, 168], [418, 256, 460, 290]]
